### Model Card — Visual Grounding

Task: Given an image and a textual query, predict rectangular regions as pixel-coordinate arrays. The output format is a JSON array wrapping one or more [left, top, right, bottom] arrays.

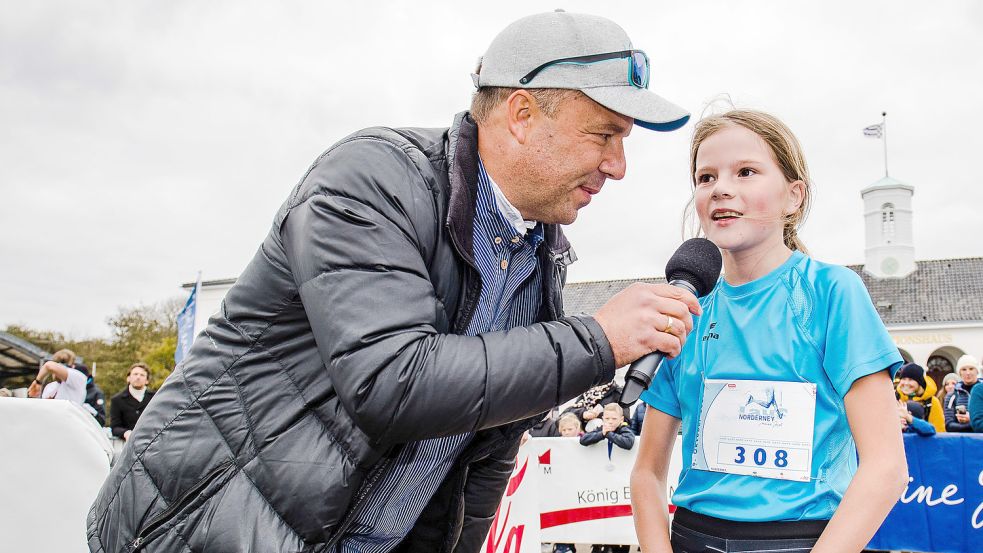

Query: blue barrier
[[868, 433, 983, 553]]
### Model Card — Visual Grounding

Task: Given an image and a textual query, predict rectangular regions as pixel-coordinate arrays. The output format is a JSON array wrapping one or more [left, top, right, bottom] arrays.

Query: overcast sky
[[2, 1, 981, 338]]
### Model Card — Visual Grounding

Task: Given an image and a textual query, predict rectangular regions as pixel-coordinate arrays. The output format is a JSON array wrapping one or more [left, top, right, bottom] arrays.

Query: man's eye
[[595, 133, 612, 141]]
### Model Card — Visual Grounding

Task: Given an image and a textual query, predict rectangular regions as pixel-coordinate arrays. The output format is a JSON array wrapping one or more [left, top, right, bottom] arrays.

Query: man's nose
[[599, 139, 627, 180]]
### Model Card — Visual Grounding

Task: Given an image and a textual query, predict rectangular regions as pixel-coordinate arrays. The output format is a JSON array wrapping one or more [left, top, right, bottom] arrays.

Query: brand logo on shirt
[[738, 386, 787, 422], [702, 322, 719, 342]]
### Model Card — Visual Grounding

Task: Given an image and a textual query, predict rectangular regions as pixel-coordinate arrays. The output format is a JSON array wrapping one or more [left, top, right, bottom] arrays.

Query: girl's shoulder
[[787, 254, 867, 299]]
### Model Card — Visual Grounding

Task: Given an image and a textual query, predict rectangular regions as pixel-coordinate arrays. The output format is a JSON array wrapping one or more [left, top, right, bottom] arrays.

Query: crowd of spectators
[[5, 349, 156, 448], [892, 358, 983, 435]]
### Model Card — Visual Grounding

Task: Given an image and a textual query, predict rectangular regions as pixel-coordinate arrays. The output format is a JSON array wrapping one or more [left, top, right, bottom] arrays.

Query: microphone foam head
[[665, 238, 723, 297]]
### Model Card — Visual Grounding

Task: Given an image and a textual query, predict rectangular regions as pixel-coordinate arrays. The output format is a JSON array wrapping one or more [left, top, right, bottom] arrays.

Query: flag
[[175, 274, 201, 365], [863, 123, 883, 138]]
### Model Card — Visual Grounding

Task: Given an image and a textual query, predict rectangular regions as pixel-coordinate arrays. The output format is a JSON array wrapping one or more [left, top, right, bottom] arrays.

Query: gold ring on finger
[[662, 316, 675, 334]]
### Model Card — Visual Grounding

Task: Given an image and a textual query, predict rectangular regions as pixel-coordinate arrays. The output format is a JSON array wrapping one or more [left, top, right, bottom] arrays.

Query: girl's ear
[[785, 179, 805, 214]]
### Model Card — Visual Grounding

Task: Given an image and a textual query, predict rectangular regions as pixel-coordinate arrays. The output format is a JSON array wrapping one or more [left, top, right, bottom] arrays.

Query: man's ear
[[506, 90, 538, 144]]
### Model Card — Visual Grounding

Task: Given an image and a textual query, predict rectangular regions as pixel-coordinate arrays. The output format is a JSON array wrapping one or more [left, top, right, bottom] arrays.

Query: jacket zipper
[[130, 459, 234, 551], [322, 455, 395, 550]]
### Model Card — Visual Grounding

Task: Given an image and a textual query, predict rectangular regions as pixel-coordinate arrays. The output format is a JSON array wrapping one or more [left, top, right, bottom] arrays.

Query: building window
[[881, 203, 895, 243]]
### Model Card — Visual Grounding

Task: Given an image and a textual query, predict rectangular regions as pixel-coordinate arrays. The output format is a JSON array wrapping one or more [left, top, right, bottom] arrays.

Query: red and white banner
[[483, 436, 682, 550]]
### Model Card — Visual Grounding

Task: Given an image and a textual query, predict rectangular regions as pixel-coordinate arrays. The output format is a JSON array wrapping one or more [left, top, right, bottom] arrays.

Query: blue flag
[[175, 275, 200, 365]]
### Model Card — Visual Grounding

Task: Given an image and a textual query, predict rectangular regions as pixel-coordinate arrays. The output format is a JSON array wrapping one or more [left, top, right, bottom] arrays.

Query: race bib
[[692, 379, 816, 482]]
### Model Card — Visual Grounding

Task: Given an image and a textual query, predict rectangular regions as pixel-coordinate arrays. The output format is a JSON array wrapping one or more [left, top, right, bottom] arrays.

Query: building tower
[[861, 176, 915, 278]]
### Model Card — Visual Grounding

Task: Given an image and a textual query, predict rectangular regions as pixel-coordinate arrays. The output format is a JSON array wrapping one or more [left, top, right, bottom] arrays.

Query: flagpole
[[882, 111, 888, 178]]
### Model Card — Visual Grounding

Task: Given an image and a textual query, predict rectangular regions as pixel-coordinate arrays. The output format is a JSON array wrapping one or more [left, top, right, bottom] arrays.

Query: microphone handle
[[617, 278, 697, 408], [619, 351, 666, 408]]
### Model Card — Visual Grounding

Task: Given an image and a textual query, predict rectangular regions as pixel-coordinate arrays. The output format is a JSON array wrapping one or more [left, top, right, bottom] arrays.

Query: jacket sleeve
[[908, 416, 936, 437], [579, 430, 604, 446], [971, 385, 983, 432], [607, 426, 635, 450], [109, 396, 126, 438], [279, 136, 615, 448]]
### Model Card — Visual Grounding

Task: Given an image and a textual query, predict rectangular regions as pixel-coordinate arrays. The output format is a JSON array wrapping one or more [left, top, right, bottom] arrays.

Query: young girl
[[630, 110, 907, 553]]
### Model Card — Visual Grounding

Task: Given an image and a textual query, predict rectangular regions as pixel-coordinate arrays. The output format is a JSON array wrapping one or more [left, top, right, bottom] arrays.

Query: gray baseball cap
[[472, 10, 689, 131]]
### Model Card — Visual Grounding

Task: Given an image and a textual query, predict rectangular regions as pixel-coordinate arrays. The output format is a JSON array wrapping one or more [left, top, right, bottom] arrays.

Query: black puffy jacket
[[87, 112, 616, 553]]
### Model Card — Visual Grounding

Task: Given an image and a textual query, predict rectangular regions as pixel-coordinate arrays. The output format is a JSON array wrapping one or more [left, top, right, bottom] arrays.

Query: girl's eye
[[696, 173, 714, 185], [738, 167, 756, 177]]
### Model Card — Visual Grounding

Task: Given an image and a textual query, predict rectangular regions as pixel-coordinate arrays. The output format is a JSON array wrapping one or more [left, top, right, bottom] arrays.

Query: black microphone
[[619, 238, 723, 408]]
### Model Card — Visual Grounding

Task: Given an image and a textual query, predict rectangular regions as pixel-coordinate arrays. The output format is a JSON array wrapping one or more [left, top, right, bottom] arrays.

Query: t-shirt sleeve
[[821, 268, 903, 398], [639, 356, 682, 419], [65, 369, 87, 395], [42, 382, 59, 399]]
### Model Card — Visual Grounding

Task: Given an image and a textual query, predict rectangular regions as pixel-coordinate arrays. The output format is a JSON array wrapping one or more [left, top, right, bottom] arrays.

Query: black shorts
[[670, 507, 828, 553]]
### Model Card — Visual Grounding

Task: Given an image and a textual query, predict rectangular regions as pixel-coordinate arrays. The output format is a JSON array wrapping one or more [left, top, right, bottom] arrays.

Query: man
[[944, 354, 980, 432], [88, 11, 699, 553], [28, 348, 86, 405], [109, 363, 155, 441]]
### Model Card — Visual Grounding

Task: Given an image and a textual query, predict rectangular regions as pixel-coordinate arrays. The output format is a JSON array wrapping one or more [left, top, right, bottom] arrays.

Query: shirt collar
[[478, 157, 538, 236]]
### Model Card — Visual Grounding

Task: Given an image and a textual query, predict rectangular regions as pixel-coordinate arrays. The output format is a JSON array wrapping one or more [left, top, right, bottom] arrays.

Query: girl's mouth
[[711, 209, 743, 221]]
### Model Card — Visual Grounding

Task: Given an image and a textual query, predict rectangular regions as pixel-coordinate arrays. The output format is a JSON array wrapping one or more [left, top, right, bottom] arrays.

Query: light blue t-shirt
[[640, 251, 902, 522]]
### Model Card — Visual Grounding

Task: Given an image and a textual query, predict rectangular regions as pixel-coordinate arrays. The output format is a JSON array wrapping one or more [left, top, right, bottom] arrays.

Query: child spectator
[[580, 403, 635, 450], [898, 399, 935, 436], [557, 412, 582, 438], [896, 363, 945, 433], [564, 381, 630, 433], [579, 404, 633, 553], [944, 355, 979, 433]]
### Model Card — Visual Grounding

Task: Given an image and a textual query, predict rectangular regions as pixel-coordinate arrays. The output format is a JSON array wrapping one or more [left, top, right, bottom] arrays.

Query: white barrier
[[484, 436, 682, 551], [0, 397, 112, 553]]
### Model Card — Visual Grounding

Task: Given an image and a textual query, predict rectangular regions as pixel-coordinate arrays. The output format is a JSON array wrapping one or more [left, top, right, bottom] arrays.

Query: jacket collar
[[446, 112, 572, 266]]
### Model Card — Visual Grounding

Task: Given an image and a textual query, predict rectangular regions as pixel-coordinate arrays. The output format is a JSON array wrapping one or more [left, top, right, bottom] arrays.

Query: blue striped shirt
[[332, 159, 544, 552]]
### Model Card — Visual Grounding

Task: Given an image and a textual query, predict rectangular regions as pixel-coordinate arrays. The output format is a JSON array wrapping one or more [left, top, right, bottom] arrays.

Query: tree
[[3, 296, 183, 417]]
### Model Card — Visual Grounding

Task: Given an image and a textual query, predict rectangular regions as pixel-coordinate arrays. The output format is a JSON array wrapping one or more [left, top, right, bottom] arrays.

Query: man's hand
[[123, 430, 132, 441], [28, 380, 42, 398], [594, 283, 701, 367]]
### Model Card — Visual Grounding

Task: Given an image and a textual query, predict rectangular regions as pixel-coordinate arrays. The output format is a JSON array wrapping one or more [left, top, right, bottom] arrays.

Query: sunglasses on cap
[[518, 49, 650, 89]]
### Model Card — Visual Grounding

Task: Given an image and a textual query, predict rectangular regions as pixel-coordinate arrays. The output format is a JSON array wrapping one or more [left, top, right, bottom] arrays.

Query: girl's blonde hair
[[686, 109, 812, 254]]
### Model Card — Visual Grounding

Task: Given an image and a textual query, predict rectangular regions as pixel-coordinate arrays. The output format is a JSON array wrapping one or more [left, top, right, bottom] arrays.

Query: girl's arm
[[812, 370, 908, 553], [630, 406, 680, 553]]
